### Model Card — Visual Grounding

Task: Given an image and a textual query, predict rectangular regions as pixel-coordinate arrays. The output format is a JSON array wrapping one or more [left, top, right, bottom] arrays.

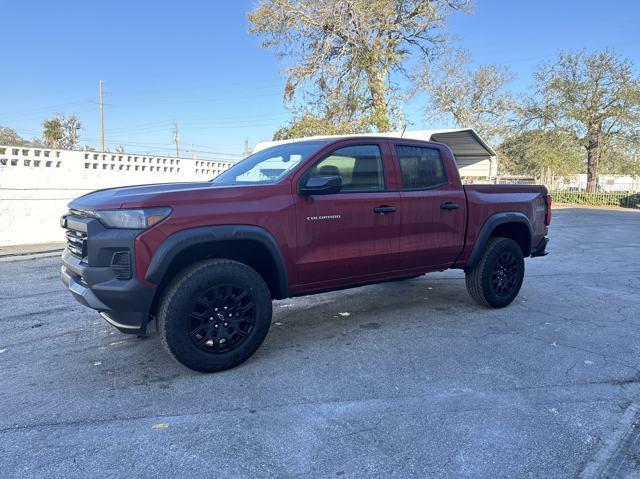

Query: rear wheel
[[158, 259, 272, 372], [465, 237, 525, 308]]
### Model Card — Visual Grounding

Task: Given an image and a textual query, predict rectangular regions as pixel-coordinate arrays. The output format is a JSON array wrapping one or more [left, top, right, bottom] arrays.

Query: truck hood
[[68, 182, 227, 210]]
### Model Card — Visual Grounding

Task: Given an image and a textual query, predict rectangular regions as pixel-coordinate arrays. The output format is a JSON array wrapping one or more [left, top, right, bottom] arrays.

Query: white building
[[0, 145, 234, 246], [254, 128, 497, 179]]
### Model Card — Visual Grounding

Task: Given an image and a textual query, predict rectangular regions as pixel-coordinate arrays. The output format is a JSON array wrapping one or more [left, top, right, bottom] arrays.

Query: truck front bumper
[[60, 216, 156, 335]]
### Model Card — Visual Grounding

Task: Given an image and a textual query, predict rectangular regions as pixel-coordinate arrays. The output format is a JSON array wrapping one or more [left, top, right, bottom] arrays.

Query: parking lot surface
[[0, 208, 639, 478]]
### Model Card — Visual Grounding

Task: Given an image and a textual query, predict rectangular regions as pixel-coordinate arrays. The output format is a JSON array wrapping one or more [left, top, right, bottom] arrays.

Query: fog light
[[111, 251, 131, 280]]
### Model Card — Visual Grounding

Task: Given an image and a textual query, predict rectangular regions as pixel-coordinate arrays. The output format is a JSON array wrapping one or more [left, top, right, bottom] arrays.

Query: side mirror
[[299, 175, 342, 196]]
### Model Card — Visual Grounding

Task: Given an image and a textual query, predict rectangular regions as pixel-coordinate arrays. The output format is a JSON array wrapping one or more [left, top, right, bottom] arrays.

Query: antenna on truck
[[400, 124, 407, 138]]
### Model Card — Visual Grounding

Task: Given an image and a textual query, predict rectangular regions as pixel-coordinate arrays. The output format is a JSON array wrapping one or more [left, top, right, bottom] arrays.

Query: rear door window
[[395, 145, 448, 190]]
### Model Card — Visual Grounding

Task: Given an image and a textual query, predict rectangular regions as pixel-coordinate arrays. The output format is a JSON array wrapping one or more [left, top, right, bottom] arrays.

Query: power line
[[100, 121, 286, 141], [117, 84, 281, 104], [102, 114, 288, 137], [0, 98, 95, 121], [7, 129, 243, 159], [122, 91, 282, 107], [113, 78, 283, 99]]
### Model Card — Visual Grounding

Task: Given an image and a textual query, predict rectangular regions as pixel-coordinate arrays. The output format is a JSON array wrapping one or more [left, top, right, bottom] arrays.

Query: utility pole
[[191, 143, 197, 160], [99, 80, 105, 152], [172, 121, 180, 157], [243, 137, 250, 157]]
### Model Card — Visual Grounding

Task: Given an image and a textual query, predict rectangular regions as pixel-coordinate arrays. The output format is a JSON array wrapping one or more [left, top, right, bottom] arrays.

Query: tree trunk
[[585, 124, 601, 193], [365, 66, 391, 132]]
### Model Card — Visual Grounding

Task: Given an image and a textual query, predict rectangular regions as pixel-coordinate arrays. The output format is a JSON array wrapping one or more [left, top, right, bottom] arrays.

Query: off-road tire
[[465, 237, 525, 308], [158, 259, 272, 372]]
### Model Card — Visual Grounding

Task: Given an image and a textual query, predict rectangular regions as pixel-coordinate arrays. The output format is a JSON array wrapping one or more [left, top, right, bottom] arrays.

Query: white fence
[[0, 145, 234, 247], [549, 174, 640, 192], [466, 174, 640, 193]]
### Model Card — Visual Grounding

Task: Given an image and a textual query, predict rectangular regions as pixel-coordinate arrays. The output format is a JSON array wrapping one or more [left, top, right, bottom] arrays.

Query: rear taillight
[[545, 195, 552, 225]]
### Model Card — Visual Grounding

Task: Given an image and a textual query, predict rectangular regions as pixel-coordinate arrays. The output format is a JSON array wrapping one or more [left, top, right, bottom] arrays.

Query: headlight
[[93, 207, 172, 229]]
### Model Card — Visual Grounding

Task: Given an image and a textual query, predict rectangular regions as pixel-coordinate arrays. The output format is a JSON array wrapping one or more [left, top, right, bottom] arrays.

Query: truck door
[[293, 141, 401, 289], [391, 142, 467, 271]]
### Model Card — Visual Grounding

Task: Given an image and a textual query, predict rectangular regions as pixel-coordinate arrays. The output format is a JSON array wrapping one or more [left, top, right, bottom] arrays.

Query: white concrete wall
[[0, 145, 233, 247]]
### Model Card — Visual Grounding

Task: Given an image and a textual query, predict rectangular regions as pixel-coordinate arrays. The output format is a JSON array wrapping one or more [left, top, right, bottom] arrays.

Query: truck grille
[[65, 228, 87, 258]]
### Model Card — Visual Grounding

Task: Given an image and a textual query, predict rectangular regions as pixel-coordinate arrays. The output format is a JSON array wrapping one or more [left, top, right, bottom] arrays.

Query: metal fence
[[549, 182, 640, 193], [550, 190, 640, 208], [546, 181, 640, 208]]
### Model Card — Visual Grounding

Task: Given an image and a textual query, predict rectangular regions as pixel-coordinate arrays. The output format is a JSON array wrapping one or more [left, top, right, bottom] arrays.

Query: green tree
[[598, 133, 640, 176], [417, 49, 515, 142], [497, 129, 583, 180], [272, 84, 382, 140], [523, 50, 640, 191], [42, 113, 82, 149], [274, 112, 356, 141], [249, 0, 472, 134], [42, 117, 64, 148]]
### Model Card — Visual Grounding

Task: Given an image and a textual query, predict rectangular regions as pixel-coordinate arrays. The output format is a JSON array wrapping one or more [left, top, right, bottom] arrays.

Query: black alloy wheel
[[465, 237, 525, 308], [158, 259, 272, 372], [490, 252, 520, 297], [189, 284, 256, 353]]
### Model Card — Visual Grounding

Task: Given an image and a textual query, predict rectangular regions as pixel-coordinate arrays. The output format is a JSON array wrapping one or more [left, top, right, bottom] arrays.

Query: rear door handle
[[374, 205, 396, 214], [440, 202, 459, 210]]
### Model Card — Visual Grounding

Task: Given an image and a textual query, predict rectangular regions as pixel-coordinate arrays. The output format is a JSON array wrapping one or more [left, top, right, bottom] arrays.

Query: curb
[[578, 402, 640, 478], [0, 249, 64, 263]]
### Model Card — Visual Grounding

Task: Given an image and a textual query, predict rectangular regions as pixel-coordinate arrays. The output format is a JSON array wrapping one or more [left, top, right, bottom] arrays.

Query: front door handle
[[374, 205, 396, 214], [440, 202, 459, 210]]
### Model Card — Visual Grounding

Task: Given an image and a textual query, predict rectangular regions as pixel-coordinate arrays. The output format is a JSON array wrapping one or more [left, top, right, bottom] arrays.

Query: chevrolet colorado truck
[[61, 136, 551, 372]]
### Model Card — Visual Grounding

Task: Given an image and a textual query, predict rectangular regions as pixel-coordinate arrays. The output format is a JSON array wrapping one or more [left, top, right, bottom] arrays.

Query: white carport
[[401, 129, 497, 178], [253, 128, 497, 179]]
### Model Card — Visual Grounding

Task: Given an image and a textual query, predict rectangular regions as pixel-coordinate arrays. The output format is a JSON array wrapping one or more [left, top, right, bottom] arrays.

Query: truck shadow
[[85, 275, 478, 379], [254, 275, 478, 360]]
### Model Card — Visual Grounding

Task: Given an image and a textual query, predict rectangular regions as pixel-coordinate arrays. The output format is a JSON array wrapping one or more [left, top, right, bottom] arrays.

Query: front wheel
[[465, 237, 525, 308], [158, 259, 272, 372]]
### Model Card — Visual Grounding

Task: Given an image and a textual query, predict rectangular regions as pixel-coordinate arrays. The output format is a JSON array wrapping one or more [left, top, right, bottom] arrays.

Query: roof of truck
[[253, 128, 496, 158]]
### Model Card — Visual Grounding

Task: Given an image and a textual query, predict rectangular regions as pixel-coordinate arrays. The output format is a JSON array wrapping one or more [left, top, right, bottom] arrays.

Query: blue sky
[[1, 0, 638, 161]]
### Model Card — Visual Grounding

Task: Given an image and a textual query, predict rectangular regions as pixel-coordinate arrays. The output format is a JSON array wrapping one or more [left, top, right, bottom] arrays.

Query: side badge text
[[306, 214, 341, 221]]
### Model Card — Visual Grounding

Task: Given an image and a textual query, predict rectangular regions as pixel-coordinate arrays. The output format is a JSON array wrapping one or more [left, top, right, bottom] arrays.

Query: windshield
[[212, 140, 329, 185]]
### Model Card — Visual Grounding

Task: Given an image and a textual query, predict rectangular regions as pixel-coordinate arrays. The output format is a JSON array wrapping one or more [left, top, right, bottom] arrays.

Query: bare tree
[[249, 0, 472, 133], [0, 126, 31, 146], [62, 115, 82, 150], [417, 49, 515, 142], [524, 50, 640, 191]]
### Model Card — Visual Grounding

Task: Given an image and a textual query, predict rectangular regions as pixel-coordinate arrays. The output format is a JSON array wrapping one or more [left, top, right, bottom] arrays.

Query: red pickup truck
[[61, 136, 551, 371]]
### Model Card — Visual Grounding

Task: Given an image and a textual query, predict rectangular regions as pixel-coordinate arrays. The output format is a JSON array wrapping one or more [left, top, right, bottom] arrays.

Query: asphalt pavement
[[0, 208, 638, 478]]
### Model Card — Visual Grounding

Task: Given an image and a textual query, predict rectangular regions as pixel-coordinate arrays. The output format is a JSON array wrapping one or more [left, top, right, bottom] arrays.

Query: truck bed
[[459, 184, 549, 264]]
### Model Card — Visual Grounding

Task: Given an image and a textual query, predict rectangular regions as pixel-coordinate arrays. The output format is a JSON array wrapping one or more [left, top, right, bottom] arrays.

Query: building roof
[[253, 128, 496, 158]]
